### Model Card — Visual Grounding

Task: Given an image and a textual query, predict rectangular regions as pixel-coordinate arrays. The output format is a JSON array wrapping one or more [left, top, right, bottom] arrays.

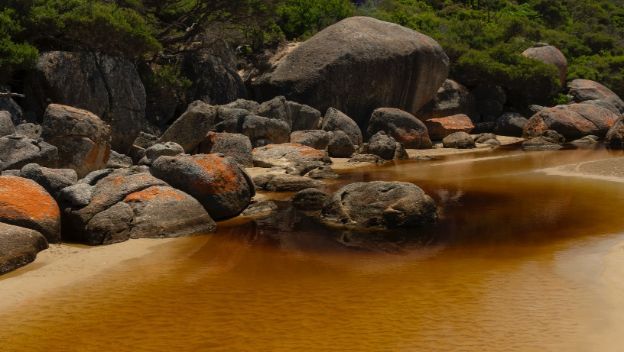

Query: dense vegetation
[[1, 0, 623, 108]]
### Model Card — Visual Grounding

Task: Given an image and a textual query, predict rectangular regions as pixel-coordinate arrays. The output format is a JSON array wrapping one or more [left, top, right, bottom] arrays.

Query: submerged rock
[[321, 181, 437, 230], [292, 188, 329, 211], [522, 130, 565, 151]]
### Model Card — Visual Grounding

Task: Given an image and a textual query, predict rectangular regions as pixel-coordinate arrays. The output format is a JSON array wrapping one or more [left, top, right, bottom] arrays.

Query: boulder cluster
[[2, 16, 624, 274]]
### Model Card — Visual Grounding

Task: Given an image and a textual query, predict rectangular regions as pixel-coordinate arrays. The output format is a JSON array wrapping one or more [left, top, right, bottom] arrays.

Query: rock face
[[252, 143, 331, 174], [0, 135, 58, 171], [321, 108, 363, 147], [150, 154, 254, 220], [425, 114, 475, 140], [495, 112, 528, 137], [26, 51, 146, 152], [567, 79, 624, 114], [159, 101, 217, 152], [42, 104, 111, 178], [523, 103, 619, 140], [198, 132, 253, 167], [368, 108, 432, 149], [62, 167, 216, 245], [522, 44, 568, 85], [417, 79, 477, 121], [442, 132, 476, 149], [0, 176, 61, 243], [252, 16, 449, 124], [606, 118, 624, 149], [321, 181, 437, 230], [290, 130, 331, 150], [0, 223, 48, 275]]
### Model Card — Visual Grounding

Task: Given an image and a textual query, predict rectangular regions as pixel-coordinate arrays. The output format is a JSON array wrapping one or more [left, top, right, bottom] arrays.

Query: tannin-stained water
[[3, 148, 624, 351]]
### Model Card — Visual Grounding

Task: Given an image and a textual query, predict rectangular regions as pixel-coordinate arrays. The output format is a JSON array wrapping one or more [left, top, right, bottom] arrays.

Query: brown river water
[[2, 147, 624, 351]]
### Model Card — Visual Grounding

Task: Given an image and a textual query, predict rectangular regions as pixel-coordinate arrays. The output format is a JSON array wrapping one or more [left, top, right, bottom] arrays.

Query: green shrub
[[276, 0, 355, 39]]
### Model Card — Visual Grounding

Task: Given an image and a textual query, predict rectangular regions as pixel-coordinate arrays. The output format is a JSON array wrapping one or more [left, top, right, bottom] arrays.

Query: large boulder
[[567, 79, 624, 114], [425, 114, 475, 140], [198, 132, 253, 167], [62, 167, 216, 245], [42, 104, 111, 178], [252, 143, 331, 174], [159, 101, 218, 152], [321, 108, 363, 147], [522, 44, 568, 86], [368, 108, 432, 149], [252, 17, 449, 124], [0, 135, 58, 171], [523, 103, 619, 140], [0, 176, 61, 243], [25, 51, 146, 152], [0, 223, 48, 275], [321, 181, 437, 230], [417, 79, 477, 121], [606, 118, 624, 149], [150, 154, 254, 220]]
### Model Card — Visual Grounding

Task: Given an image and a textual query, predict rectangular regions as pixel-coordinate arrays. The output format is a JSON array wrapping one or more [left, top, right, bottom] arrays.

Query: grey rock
[[442, 132, 476, 149], [327, 130, 356, 158], [224, 99, 260, 112], [257, 96, 291, 127], [348, 153, 387, 165], [107, 151, 133, 169], [14, 123, 42, 139], [198, 132, 253, 167], [141, 142, 184, 165], [253, 173, 322, 192], [368, 108, 432, 149], [321, 108, 363, 146], [606, 118, 624, 150], [241, 201, 278, 218], [290, 130, 331, 150], [568, 79, 624, 114], [20, 163, 77, 198], [159, 101, 217, 152], [0, 223, 48, 275], [0, 111, 15, 137], [58, 183, 94, 208], [417, 79, 477, 121], [524, 103, 619, 140], [495, 112, 528, 137], [241, 115, 290, 147], [292, 188, 329, 211], [25, 51, 146, 152], [474, 133, 498, 144], [42, 104, 111, 177], [365, 132, 408, 160], [0, 135, 58, 171], [321, 181, 437, 230], [252, 143, 331, 175], [252, 17, 449, 124], [306, 166, 339, 179], [288, 101, 322, 131], [83, 202, 134, 245]]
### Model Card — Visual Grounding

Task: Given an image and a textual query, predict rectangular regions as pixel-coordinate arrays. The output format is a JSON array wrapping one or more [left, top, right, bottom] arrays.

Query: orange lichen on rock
[[124, 186, 186, 203], [192, 154, 242, 194], [0, 176, 60, 221]]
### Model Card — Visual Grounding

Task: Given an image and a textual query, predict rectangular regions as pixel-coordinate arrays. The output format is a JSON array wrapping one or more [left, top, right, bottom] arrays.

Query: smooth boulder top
[[150, 154, 254, 220], [567, 79, 624, 114], [522, 44, 568, 85], [523, 103, 619, 140], [0, 176, 61, 243], [322, 181, 437, 231], [253, 16, 449, 125]]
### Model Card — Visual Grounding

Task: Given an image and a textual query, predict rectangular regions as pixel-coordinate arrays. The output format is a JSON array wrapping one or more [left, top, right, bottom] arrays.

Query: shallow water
[[3, 148, 624, 351]]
